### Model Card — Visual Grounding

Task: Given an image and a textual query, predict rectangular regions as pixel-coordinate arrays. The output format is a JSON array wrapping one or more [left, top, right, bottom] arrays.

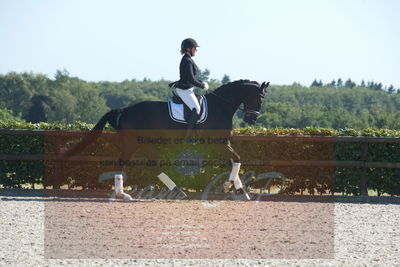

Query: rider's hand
[[203, 82, 209, 91]]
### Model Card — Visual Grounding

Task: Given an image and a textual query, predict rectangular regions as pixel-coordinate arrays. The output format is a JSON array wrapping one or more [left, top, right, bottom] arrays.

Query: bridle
[[209, 90, 261, 117]]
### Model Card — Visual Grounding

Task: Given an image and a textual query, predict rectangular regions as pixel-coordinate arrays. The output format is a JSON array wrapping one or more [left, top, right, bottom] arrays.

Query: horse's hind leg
[[113, 131, 138, 201]]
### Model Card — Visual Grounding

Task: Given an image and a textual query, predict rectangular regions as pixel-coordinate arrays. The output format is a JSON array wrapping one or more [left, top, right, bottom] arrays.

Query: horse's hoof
[[123, 195, 134, 202], [223, 181, 233, 193], [116, 192, 134, 202], [174, 187, 188, 200], [236, 188, 251, 201], [170, 187, 188, 200]]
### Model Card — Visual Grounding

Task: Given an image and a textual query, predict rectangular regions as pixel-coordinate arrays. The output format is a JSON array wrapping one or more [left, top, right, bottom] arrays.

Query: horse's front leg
[[221, 141, 250, 200]]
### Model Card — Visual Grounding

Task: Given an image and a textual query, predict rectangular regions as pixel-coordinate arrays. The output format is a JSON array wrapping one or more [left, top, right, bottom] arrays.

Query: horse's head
[[210, 79, 269, 125], [242, 81, 269, 125]]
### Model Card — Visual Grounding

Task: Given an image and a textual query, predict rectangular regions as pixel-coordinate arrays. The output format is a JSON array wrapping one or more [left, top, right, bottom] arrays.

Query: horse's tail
[[61, 109, 121, 159]]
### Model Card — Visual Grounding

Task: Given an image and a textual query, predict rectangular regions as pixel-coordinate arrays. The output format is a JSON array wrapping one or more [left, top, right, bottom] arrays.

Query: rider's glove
[[203, 82, 209, 91]]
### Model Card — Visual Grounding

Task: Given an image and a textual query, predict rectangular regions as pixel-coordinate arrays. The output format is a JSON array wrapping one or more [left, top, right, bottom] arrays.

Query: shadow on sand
[[1, 188, 399, 204]]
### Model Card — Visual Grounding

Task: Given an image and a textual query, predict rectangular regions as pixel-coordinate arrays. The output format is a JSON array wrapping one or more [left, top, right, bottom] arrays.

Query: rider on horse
[[169, 38, 209, 131]]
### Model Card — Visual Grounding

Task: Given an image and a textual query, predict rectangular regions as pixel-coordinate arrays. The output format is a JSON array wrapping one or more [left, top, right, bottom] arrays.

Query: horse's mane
[[212, 79, 260, 94]]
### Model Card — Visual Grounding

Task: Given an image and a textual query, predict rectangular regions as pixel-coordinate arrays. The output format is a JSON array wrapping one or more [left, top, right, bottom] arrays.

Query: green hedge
[[1, 120, 399, 196]]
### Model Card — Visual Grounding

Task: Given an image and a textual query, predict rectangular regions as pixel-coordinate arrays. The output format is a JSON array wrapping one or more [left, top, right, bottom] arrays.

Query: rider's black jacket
[[169, 53, 205, 90]]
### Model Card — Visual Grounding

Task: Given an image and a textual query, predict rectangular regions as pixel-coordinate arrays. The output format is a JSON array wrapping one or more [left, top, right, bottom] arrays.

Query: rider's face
[[190, 47, 197, 56]]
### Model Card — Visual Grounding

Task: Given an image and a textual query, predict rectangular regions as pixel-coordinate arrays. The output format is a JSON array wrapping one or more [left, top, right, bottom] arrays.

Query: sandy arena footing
[[0, 189, 399, 266]]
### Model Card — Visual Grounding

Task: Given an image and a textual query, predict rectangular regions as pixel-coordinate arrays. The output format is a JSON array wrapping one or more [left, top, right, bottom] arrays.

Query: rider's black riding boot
[[186, 108, 200, 143]]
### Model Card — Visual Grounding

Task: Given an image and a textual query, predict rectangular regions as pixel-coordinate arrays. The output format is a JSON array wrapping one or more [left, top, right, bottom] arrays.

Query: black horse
[[63, 79, 269, 198]]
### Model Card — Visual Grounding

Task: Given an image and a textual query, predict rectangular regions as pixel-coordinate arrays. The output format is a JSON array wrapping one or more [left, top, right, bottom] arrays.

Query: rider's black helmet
[[181, 38, 200, 50]]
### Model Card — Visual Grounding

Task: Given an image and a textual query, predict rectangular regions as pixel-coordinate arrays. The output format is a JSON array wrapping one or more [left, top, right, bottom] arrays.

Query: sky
[[1, 0, 399, 87]]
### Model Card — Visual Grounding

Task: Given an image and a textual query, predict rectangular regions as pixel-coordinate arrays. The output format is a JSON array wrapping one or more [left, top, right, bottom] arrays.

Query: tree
[[27, 95, 49, 122], [197, 68, 210, 81], [54, 69, 70, 83], [367, 81, 383, 91], [337, 78, 343, 88], [2, 71, 400, 130], [388, 85, 395, 94], [344, 78, 356, 88], [44, 89, 77, 122], [0, 72, 33, 117], [311, 79, 323, 87], [0, 108, 23, 121], [221, 74, 231, 84]]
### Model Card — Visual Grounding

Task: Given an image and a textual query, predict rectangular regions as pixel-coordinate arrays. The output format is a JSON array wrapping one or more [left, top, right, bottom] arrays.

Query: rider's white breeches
[[175, 88, 201, 115]]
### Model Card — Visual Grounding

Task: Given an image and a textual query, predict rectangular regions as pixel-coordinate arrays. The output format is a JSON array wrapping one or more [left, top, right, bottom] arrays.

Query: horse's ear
[[260, 81, 270, 92]]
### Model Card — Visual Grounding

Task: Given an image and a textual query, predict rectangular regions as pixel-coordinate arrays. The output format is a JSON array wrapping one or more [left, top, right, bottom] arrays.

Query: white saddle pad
[[167, 95, 208, 124]]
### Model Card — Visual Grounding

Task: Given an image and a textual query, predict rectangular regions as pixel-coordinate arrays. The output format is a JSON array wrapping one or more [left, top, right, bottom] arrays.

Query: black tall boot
[[186, 108, 200, 143]]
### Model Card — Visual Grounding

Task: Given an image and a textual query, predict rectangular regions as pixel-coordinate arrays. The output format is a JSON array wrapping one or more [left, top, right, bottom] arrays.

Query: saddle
[[168, 92, 208, 124]]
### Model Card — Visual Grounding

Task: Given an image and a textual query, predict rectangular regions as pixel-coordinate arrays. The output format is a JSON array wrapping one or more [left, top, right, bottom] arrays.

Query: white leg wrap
[[229, 162, 244, 190], [229, 162, 241, 181], [115, 174, 124, 194], [114, 174, 133, 201], [223, 162, 244, 193], [233, 177, 244, 190]]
